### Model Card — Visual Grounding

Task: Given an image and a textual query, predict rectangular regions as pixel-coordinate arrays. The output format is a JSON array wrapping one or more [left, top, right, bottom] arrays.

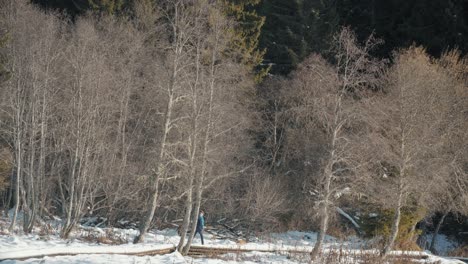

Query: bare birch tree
[[425, 51, 468, 253], [361, 47, 466, 257], [256, 76, 288, 174], [0, 0, 64, 232], [52, 18, 120, 238], [134, 0, 194, 243], [283, 28, 383, 260], [181, 2, 232, 253], [85, 16, 147, 225], [175, 2, 206, 250]]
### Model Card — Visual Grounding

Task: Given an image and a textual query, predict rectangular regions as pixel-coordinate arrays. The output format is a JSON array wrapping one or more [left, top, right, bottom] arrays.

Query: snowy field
[[0, 217, 464, 264]]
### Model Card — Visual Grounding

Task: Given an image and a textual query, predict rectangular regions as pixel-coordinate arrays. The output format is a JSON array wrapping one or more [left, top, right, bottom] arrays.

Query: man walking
[[195, 210, 205, 245]]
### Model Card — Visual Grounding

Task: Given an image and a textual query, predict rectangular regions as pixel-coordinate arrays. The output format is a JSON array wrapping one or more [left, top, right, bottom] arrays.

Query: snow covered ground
[[0, 217, 464, 264]]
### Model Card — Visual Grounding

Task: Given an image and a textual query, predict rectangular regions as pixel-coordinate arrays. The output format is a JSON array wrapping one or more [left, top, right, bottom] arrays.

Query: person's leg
[[199, 230, 204, 245], [194, 230, 201, 244]]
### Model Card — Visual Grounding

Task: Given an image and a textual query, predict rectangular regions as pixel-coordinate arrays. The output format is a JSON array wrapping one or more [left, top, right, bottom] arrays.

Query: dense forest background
[[0, 0, 467, 257], [31, 0, 468, 74]]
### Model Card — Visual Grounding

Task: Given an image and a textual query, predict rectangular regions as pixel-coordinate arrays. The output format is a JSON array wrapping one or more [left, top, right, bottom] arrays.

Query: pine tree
[[334, 0, 468, 58], [257, 0, 339, 74], [257, 0, 304, 74], [31, 0, 130, 16], [223, 0, 267, 82], [88, 0, 128, 14]]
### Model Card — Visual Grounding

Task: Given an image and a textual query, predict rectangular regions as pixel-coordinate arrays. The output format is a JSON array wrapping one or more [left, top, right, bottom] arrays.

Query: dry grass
[[77, 228, 128, 245], [189, 243, 435, 264], [37, 223, 55, 240], [448, 245, 468, 258]]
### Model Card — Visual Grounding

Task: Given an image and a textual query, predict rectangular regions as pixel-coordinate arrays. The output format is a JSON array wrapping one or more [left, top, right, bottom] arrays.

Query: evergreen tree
[[258, 0, 468, 75], [257, 0, 339, 74], [31, 0, 130, 16], [335, 0, 468, 58], [88, 0, 128, 14], [257, 0, 305, 74], [224, 0, 267, 82]]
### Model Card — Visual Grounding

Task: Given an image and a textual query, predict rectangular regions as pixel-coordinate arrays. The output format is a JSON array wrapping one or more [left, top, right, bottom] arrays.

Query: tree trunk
[[429, 211, 448, 254], [177, 28, 202, 251], [60, 146, 79, 239], [36, 84, 48, 225], [9, 117, 22, 233], [311, 102, 339, 261], [134, 20, 183, 240], [8, 169, 20, 233], [24, 111, 37, 233], [133, 1, 191, 241], [182, 26, 218, 253], [134, 77, 174, 243], [177, 189, 193, 251], [134, 166, 161, 243], [311, 201, 329, 260], [381, 187, 403, 258], [311, 165, 332, 260], [183, 185, 202, 254]]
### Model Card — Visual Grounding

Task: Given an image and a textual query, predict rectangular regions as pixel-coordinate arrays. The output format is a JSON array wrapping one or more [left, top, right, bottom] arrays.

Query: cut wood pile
[[167, 218, 252, 243], [79, 216, 254, 242], [205, 218, 250, 242]]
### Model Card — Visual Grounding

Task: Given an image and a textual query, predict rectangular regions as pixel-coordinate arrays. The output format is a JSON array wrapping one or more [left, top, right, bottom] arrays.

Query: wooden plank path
[[187, 245, 430, 261], [188, 245, 313, 256], [3, 244, 457, 263], [0, 246, 177, 261]]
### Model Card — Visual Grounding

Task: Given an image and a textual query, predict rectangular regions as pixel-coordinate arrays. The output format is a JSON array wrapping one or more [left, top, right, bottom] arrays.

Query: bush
[[448, 245, 468, 258], [239, 173, 288, 232], [360, 207, 426, 250]]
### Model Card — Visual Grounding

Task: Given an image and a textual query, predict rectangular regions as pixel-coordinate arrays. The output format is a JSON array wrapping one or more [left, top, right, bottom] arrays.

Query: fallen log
[[0, 245, 177, 261]]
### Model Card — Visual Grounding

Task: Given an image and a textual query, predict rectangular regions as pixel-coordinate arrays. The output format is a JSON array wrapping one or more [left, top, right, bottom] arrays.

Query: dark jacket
[[196, 215, 205, 231]]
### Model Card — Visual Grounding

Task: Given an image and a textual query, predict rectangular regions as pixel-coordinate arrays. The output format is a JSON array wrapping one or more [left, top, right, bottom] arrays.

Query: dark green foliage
[[258, 0, 311, 74], [257, 0, 343, 74], [360, 207, 426, 250], [335, 0, 468, 58], [224, 0, 267, 82], [30, 0, 468, 75], [257, 0, 468, 75], [31, 0, 131, 16], [88, 0, 129, 14]]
